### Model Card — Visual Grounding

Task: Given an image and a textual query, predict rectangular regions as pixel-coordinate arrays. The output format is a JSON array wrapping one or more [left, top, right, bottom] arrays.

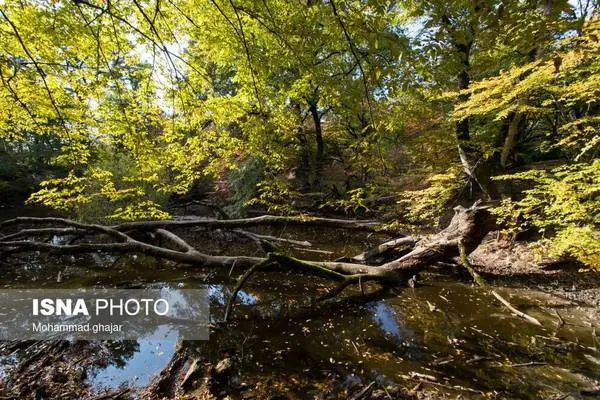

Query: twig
[[470, 326, 496, 340], [508, 361, 548, 367], [240, 325, 253, 368], [348, 381, 376, 400], [491, 290, 542, 326], [292, 247, 333, 254], [228, 259, 238, 277], [413, 379, 482, 394], [180, 358, 200, 388], [358, 276, 364, 296], [224, 257, 271, 323], [234, 229, 312, 247], [553, 309, 565, 327], [379, 383, 393, 400], [351, 340, 360, 356], [458, 241, 542, 326]]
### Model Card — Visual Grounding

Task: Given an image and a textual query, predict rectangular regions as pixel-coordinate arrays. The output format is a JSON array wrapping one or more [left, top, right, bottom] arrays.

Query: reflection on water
[[0, 354, 16, 380], [208, 284, 227, 305], [2, 272, 598, 399], [208, 283, 258, 305], [87, 325, 178, 391], [237, 290, 259, 305], [85, 286, 258, 391], [368, 301, 412, 342]]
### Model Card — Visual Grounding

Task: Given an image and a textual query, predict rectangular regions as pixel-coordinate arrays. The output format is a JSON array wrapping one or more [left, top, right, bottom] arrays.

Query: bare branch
[[0, 227, 85, 242], [351, 236, 416, 263], [113, 214, 394, 233], [329, 0, 374, 122], [223, 257, 273, 322], [0, 217, 131, 242], [154, 228, 196, 253], [0, 205, 499, 321], [233, 229, 312, 247]]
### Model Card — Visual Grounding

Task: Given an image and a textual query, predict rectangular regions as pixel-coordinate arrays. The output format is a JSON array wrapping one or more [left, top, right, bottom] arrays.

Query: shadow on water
[[0, 216, 599, 399]]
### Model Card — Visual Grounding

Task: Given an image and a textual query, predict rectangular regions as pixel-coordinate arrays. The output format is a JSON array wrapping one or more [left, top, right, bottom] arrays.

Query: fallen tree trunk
[[369, 202, 494, 275], [0, 203, 493, 308], [0, 214, 399, 234], [343, 236, 416, 264]]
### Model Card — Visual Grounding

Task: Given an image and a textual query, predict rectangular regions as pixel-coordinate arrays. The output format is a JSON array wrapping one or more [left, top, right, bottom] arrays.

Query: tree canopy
[[0, 0, 598, 268]]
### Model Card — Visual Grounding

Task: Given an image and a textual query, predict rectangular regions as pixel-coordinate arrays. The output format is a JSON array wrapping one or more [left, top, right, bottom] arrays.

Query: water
[[87, 326, 179, 391], [0, 216, 598, 398]]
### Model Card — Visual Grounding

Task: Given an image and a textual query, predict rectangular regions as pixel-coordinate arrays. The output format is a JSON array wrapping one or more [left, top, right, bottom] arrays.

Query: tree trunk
[[308, 99, 324, 190], [500, 112, 524, 168], [456, 69, 470, 141], [454, 38, 500, 200], [292, 101, 312, 190]]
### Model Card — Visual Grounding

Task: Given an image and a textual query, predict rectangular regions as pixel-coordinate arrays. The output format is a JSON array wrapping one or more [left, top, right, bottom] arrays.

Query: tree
[[454, 17, 600, 268], [0, 0, 407, 217], [397, 0, 574, 199]]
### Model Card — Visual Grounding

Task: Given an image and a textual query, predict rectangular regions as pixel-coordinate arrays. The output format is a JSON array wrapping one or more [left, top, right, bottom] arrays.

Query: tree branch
[[458, 241, 542, 326], [0, 204, 499, 320], [112, 214, 394, 233], [0, 9, 71, 139]]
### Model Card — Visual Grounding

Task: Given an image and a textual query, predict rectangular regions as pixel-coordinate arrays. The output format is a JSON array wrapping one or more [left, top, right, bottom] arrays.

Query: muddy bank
[[470, 236, 600, 312]]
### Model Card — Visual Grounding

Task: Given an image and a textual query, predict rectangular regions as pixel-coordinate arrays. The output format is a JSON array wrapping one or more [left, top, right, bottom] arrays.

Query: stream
[[0, 210, 599, 399]]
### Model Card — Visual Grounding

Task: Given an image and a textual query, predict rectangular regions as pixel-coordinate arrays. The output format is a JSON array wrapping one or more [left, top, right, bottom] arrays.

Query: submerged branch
[[458, 241, 542, 326], [223, 257, 273, 323]]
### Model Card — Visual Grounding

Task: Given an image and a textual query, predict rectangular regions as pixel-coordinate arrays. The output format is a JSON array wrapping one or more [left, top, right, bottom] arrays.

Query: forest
[[0, 0, 599, 399]]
